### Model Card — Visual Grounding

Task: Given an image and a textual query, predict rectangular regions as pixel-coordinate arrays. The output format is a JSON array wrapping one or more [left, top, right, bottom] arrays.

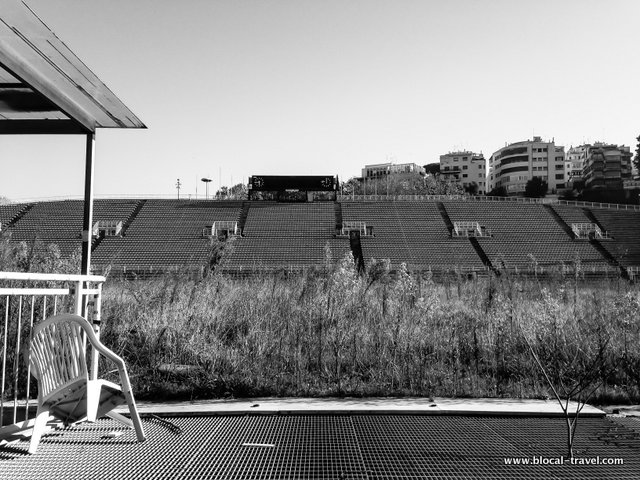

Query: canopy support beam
[[81, 133, 95, 276], [0, 119, 89, 134]]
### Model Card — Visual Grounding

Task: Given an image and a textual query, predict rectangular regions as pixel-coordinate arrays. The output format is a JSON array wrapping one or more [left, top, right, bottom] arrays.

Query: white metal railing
[[571, 223, 608, 239], [451, 221, 492, 238], [4, 194, 640, 210], [336, 194, 640, 211], [0, 271, 105, 438], [453, 221, 480, 237], [340, 221, 370, 236], [93, 220, 123, 237], [212, 221, 238, 236], [4, 193, 248, 203]]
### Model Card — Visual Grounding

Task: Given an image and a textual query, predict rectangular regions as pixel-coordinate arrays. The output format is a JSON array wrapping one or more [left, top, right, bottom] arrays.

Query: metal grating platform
[[0, 415, 638, 479]]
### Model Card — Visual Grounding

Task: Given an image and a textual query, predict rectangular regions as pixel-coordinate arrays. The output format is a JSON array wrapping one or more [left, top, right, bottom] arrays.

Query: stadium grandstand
[[2, 177, 639, 279]]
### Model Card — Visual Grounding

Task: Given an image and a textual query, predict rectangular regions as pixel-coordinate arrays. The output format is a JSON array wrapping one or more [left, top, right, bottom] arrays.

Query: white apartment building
[[439, 151, 487, 194], [488, 137, 566, 195], [361, 162, 425, 179], [565, 145, 588, 185]]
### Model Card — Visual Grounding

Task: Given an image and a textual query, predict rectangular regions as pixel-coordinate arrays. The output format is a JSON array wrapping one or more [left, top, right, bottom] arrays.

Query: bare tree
[[519, 289, 613, 459]]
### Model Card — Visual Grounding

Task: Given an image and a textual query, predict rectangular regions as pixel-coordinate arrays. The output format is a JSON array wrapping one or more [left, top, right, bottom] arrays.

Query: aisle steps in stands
[[588, 237, 628, 279], [120, 200, 147, 236], [435, 202, 455, 233], [544, 205, 576, 239], [5, 204, 33, 228], [238, 202, 250, 234]]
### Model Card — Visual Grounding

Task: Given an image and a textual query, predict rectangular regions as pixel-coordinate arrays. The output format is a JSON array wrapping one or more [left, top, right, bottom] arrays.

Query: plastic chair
[[28, 314, 145, 454]]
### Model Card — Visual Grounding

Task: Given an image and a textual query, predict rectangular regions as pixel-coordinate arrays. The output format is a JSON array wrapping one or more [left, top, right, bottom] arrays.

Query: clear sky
[[1, 0, 639, 201]]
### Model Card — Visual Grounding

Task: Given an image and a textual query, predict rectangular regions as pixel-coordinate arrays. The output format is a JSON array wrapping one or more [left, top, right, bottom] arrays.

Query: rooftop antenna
[[176, 178, 182, 200]]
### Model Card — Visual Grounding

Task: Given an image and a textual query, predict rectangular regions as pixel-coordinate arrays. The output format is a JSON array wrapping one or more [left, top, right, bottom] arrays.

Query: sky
[[1, 0, 639, 201]]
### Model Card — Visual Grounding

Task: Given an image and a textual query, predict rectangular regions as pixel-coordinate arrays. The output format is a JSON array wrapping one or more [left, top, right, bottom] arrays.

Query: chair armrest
[[40, 314, 134, 391], [59, 314, 126, 367]]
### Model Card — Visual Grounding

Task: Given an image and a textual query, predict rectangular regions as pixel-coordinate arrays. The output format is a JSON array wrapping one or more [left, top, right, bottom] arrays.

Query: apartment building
[[565, 145, 588, 186], [582, 143, 633, 189], [439, 151, 487, 194], [488, 137, 565, 195], [361, 162, 425, 179]]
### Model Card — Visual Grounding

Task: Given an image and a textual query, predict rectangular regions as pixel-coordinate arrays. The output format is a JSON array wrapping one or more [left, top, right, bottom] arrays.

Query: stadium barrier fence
[[337, 194, 640, 210], [4, 195, 640, 212]]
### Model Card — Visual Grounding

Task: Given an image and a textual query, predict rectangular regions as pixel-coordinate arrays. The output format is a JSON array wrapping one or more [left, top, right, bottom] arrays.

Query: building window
[[555, 174, 564, 180], [462, 165, 468, 170]]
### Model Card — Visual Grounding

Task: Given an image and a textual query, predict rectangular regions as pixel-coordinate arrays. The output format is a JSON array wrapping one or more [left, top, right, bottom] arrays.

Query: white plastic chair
[[28, 313, 145, 453]]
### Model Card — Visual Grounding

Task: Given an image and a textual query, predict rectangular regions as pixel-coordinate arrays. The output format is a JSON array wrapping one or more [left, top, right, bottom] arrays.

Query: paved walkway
[[119, 396, 606, 417]]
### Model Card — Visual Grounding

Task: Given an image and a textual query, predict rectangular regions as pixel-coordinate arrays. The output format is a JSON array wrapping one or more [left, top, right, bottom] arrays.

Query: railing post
[[74, 280, 83, 315], [90, 283, 102, 381]]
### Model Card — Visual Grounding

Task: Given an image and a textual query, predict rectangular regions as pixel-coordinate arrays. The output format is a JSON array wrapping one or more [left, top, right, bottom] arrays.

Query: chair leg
[[105, 410, 133, 428], [86, 380, 103, 422], [123, 389, 146, 442], [28, 405, 50, 455]]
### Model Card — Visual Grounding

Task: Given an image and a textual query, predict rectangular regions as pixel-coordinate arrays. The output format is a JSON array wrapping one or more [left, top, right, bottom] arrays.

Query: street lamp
[[201, 177, 212, 199]]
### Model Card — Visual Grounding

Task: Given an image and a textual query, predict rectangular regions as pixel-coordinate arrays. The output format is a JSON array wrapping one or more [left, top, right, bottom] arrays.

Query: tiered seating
[[551, 205, 594, 227], [400, 202, 484, 269], [442, 201, 607, 269], [341, 202, 412, 266], [588, 208, 640, 267], [0, 203, 29, 228], [8, 200, 85, 256], [341, 202, 484, 269], [3, 198, 638, 274], [224, 202, 350, 269], [9, 200, 140, 257], [93, 200, 243, 271]]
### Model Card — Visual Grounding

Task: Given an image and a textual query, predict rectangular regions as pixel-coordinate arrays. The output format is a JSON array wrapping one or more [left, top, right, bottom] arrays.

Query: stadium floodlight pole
[[201, 178, 212, 199]]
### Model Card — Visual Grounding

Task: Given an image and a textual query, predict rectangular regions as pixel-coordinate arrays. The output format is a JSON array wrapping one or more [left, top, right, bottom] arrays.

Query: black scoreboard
[[249, 175, 337, 192]]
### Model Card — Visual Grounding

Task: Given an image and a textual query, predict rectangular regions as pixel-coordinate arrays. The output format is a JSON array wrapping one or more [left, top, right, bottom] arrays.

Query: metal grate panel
[[1, 414, 639, 479], [354, 415, 537, 479], [179, 415, 367, 479]]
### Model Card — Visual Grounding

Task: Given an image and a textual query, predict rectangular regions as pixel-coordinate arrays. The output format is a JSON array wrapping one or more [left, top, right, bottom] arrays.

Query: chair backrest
[[29, 315, 89, 399]]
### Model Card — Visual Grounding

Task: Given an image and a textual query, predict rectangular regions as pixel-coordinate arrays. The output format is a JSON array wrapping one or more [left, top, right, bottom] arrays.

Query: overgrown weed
[[95, 257, 640, 402]]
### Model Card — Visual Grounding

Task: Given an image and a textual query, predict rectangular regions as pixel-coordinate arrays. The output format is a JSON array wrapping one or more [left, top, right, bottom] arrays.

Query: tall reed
[[98, 255, 640, 402]]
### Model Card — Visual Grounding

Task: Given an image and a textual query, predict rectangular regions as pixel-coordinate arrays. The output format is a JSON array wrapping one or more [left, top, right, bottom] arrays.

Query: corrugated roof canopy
[[0, 0, 145, 134]]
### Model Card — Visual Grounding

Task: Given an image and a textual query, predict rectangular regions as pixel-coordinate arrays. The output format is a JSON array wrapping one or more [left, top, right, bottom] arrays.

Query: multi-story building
[[361, 162, 425, 179], [488, 137, 566, 195], [565, 145, 589, 186], [439, 151, 487, 194], [582, 143, 632, 189]]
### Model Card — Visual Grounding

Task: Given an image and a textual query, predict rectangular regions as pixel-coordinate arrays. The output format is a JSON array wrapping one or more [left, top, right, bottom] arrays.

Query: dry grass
[[97, 255, 640, 403]]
